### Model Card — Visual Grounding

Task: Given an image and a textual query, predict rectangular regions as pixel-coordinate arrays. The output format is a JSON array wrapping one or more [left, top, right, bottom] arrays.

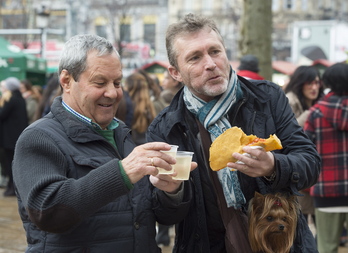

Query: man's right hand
[[120, 142, 176, 184]]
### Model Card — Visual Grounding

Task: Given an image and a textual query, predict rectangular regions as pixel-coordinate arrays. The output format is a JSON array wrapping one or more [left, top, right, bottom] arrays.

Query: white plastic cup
[[157, 145, 178, 174], [172, 151, 194, 180]]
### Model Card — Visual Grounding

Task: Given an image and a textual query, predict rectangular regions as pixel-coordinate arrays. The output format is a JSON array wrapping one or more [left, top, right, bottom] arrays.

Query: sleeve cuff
[[163, 183, 184, 203], [119, 160, 134, 190]]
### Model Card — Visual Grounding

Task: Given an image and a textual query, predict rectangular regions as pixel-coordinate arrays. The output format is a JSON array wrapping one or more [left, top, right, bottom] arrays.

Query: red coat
[[304, 92, 348, 207], [237, 70, 265, 80]]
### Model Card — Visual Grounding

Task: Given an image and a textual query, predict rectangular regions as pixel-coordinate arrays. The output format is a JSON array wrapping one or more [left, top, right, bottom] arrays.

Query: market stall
[[0, 36, 47, 85]]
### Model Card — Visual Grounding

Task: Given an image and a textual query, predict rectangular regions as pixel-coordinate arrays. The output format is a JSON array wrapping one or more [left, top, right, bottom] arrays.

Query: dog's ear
[[251, 192, 265, 208], [254, 191, 264, 200], [287, 194, 300, 215]]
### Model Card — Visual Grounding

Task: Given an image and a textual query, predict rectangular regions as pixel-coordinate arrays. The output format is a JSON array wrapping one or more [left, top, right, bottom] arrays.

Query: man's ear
[[59, 69, 73, 91], [168, 65, 183, 83]]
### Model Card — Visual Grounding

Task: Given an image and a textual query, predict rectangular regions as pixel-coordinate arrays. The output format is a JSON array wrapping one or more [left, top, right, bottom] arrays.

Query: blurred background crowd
[[0, 0, 348, 252]]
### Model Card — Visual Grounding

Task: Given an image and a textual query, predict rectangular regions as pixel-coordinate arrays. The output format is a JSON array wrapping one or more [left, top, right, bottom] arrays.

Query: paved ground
[[0, 189, 26, 253], [0, 187, 346, 253]]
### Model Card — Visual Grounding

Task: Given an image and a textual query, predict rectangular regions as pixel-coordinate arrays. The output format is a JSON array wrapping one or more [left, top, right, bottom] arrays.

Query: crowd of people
[[0, 12, 347, 253]]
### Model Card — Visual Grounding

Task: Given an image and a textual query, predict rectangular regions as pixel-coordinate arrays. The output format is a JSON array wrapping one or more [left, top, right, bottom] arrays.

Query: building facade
[[0, 0, 347, 67]]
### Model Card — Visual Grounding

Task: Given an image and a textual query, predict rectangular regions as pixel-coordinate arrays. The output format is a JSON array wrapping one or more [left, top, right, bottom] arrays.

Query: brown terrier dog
[[248, 192, 299, 253]]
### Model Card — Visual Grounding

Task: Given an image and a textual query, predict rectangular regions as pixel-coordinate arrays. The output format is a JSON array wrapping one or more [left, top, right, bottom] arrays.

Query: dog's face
[[248, 192, 299, 253], [257, 199, 291, 235]]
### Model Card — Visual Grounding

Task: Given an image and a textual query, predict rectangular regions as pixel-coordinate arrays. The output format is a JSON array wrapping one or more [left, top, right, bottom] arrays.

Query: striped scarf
[[183, 68, 246, 209]]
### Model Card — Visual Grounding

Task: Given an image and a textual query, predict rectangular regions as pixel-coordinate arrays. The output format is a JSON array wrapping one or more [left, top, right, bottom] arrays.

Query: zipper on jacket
[[249, 111, 256, 133], [231, 98, 247, 125]]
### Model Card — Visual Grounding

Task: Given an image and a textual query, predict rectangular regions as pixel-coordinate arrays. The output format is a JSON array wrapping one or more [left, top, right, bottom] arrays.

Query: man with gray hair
[[13, 34, 196, 252]]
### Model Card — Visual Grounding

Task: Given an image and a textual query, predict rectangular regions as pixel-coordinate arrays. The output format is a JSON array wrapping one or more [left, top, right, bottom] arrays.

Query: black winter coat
[[147, 77, 320, 253], [0, 90, 28, 149], [13, 96, 192, 253]]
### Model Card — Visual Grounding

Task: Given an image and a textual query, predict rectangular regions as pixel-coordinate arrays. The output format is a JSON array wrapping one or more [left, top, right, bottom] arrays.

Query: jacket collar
[[50, 96, 130, 146], [237, 75, 271, 104]]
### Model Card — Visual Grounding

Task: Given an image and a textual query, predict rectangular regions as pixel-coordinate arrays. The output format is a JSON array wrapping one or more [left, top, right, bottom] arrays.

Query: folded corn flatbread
[[209, 127, 282, 171]]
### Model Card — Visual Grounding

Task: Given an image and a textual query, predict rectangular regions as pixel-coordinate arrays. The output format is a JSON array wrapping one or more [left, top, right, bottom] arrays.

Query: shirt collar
[[62, 100, 119, 130]]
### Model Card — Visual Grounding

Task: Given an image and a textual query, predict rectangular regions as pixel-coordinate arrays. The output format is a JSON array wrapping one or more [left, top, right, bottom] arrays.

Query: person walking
[[0, 77, 28, 196], [304, 62, 348, 253], [12, 34, 197, 253], [147, 13, 320, 252]]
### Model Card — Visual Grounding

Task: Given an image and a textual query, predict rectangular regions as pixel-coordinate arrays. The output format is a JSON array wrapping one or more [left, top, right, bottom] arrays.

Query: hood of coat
[[315, 92, 348, 131]]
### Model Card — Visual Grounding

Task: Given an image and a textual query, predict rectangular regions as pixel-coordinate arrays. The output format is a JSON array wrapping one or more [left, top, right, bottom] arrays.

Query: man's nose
[[104, 83, 118, 98], [204, 56, 216, 70]]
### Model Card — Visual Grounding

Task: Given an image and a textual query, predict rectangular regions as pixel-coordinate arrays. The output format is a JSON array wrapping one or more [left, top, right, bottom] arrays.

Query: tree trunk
[[239, 0, 273, 80]]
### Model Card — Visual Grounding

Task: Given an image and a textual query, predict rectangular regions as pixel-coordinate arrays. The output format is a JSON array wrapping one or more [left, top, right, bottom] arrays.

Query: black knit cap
[[238, 55, 259, 72]]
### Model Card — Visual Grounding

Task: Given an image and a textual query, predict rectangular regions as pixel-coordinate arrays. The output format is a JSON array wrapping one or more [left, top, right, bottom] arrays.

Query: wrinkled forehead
[[175, 29, 225, 56]]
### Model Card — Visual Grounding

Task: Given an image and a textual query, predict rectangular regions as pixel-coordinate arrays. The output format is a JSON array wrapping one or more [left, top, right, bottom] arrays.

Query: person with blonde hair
[[125, 72, 157, 146], [137, 69, 166, 115], [20, 79, 42, 124]]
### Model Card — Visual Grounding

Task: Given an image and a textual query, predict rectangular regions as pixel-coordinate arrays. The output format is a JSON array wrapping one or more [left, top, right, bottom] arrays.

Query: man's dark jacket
[[13, 96, 192, 253], [147, 77, 320, 253]]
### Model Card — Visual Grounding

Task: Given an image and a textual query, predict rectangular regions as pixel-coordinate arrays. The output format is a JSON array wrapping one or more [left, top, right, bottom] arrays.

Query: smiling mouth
[[99, 104, 112, 107]]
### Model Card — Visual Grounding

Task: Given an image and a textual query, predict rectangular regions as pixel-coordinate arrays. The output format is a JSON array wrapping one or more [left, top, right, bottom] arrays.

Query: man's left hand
[[150, 162, 197, 193]]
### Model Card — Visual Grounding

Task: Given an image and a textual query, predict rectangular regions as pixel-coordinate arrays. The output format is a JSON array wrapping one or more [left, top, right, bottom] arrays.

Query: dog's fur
[[248, 192, 299, 253]]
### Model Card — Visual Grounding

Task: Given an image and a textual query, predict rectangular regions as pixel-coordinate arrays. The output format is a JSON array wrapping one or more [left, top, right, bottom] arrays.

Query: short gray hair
[[166, 13, 224, 70], [58, 34, 119, 81]]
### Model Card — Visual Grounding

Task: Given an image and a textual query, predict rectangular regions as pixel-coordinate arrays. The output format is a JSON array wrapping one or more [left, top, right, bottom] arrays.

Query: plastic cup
[[172, 151, 194, 180], [157, 145, 178, 174]]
